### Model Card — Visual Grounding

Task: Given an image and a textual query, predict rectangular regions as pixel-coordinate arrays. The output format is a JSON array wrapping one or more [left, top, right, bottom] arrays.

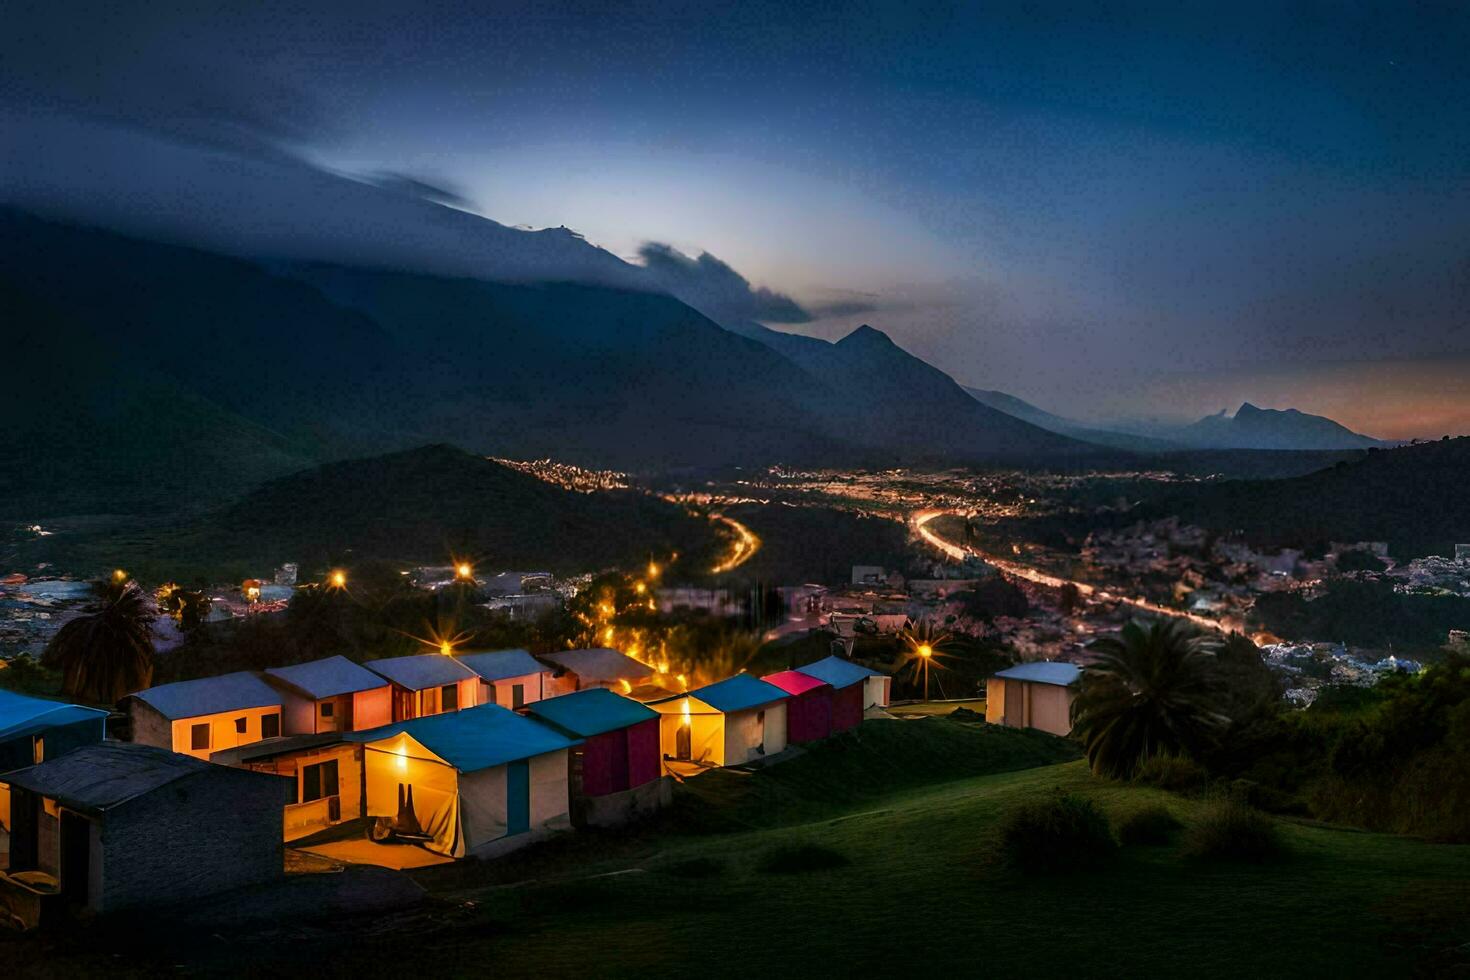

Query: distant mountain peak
[[836, 324, 894, 348]]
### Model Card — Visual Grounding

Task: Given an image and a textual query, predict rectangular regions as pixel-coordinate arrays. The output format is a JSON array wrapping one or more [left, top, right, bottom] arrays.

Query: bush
[[1180, 798, 1283, 862], [1117, 805, 1181, 846], [1133, 753, 1210, 794], [757, 844, 850, 874], [996, 793, 1116, 874]]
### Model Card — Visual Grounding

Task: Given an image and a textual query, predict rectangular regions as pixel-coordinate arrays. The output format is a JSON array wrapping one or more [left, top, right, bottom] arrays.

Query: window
[[261, 713, 281, 739], [32, 735, 45, 765], [190, 723, 210, 751], [234, 716, 247, 734], [301, 760, 340, 803], [440, 683, 459, 712], [511, 684, 525, 709], [320, 701, 334, 718]]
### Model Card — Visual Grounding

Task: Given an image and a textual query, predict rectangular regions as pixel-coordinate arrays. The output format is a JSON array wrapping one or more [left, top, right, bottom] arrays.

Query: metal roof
[[265, 655, 389, 700], [455, 649, 549, 683], [0, 689, 109, 742], [363, 654, 478, 691], [129, 671, 282, 720], [540, 648, 656, 684], [345, 703, 579, 772], [2, 741, 290, 815], [762, 670, 832, 697], [686, 673, 787, 714], [993, 661, 1083, 687], [796, 655, 886, 690], [524, 688, 657, 737], [208, 732, 346, 767]]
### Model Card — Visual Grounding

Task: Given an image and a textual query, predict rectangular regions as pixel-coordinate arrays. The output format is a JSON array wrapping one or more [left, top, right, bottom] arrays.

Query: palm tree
[[1070, 618, 1228, 778], [43, 579, 156, 704]]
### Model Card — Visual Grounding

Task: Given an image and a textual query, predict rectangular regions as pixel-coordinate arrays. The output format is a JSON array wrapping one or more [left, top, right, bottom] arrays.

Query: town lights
[[456, 562, 473, 580], [329, 569, 347, 589], [917, 644, 933, 659], [112, 569, 128, 583], [647, 561, 661, 579], [440, 640, 453, 656]]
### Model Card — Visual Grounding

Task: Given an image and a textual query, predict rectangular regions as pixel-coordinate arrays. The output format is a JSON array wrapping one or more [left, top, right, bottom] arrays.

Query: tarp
[[687, 673, 787, 714], [456, 650, 549, 683], [129, 671, 282, 720], [363, 654, 478, 692], [0, 689, 108, 743], [265, 656, 388, 699], [525, 688, 657, 738], [993, 661, 1082, 687], [345, 703, 579, 773], [361, 732, 464, 856], [540, 648, 655, 685], [796, 655, 886, 691]]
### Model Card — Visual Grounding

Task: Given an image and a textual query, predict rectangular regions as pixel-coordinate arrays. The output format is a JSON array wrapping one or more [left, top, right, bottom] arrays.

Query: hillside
[[1157, 437, 1470, 558], [1175, 402, 1384, 451], [964, 386, 1182, 453]]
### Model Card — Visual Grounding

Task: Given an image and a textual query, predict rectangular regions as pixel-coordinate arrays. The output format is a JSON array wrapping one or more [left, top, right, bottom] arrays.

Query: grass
[[1117, 804, 1183, 846]]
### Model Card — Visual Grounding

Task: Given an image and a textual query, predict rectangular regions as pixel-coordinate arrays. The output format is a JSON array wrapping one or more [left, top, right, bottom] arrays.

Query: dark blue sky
[[5, 1, 1469, 434]]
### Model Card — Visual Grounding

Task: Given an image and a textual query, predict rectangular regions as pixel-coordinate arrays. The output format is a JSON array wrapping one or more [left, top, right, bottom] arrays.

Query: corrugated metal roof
[[0, 689, 108, 742], [762, 670, 831, 697], [540, 648, 656, 684], [456, 649, 549, 683], [364, 654, 477, 691], [525, 688, 657, 737], [345, 703, 579, 772], [796, 655, 885, 690], [266, 655, 389, 700], [129, 671, 282, 720], [687, 673, 787, 714], [993, 661, 1083, 687]]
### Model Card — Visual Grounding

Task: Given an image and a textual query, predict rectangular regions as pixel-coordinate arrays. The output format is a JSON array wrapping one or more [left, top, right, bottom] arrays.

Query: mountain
[[1154, 437, 1470, 558], [962, 387, 1182, 453], [1171, 403, 1385, 451]]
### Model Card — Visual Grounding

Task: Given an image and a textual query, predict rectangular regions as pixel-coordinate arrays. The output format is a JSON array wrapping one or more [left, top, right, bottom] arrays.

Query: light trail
[[710, 512, 761, 574], [912, 509, 1229, 632]]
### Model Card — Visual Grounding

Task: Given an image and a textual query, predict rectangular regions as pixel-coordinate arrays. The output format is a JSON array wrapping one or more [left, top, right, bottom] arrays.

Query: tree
[[960, 574, 1029, 622], [42, 579, 156, 704], [1070, 618, 1228, 778]]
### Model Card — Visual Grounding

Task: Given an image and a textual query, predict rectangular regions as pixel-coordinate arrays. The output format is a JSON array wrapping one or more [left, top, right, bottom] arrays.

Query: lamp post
[[917, 644, 933, 701]]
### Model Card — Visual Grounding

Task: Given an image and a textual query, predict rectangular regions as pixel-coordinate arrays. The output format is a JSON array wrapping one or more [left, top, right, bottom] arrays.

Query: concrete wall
[[580, 776, 672, 828], [128, 701, 173, 751], [168, 706, 283, 760]]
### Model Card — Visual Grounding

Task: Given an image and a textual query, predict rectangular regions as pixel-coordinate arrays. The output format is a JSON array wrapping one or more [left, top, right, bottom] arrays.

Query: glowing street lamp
[[328, 569, 347, 589], [112, 569, 128, 584], [455, 562, 474, 581], [917, 644, 934, 701], [647, 561, 661, 579], [440, 640, 453, 656]]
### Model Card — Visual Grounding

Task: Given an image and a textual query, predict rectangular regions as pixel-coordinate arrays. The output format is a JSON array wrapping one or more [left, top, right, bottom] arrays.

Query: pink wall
[[625, 718, 661, 789], [783, 687, 833, 743]]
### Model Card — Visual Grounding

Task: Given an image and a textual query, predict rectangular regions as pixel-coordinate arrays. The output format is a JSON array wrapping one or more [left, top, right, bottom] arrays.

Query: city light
[[328, 569, 347, 589], [456, 562, 473, 580]]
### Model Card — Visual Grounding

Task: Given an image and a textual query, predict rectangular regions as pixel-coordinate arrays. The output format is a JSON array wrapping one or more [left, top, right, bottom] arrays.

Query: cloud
[[637, 242, 812, 324], [363, 172, 476, 211]]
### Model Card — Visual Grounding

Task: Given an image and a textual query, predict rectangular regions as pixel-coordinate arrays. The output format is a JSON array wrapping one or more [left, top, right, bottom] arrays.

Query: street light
[[917, 644, 933, 701], [328, 569, 347, 589], [456, 562, 473, 581]]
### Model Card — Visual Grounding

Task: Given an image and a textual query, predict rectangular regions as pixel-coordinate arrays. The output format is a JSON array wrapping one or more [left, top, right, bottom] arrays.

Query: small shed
[[345, 704, 578, 859], [985, 662, 1081, 737], [126, 672, 284, 760], [363, 654, 480, 722], [456, 650, 553, 709], [524, 689, 666, 826], [211, 733, 363, 841], [0, 691, 109, 848], [538, 648, 658, 697], [265, 655, 393, 735], [650, 673, 788, 768], [797, 654, 892, 720], [1, 742, 292, 914], [761, 670, 834, 744]]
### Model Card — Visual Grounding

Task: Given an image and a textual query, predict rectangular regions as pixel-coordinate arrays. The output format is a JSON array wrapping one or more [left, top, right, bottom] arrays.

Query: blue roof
[[994, 662, 1083, 687], [364, 654, 477, 691], [456, 649, 549, 683], [796, 655, 885, 690], [266, 656, 388, 699], [129, 672, 281, 719], [344, 703, 579, 772], [0, 690, 108, 742], [525, 688, 657, 737], [688, 673, 787, 713]]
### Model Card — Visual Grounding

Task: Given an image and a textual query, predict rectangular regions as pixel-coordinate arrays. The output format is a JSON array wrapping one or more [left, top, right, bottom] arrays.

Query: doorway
[[59, 811, 91, 909], [506, 760, 530, 835]]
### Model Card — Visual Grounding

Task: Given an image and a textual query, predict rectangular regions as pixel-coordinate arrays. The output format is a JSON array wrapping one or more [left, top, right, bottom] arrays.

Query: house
[[264, 655, 393, 735], [797, 654, 892, 719], [126, 672, 284, 761], [456, 650, 553, 709], [539, 648, 659, 697], [650, 673, 788, 768], [524, 688, 667, 827], [0, 742, 292, 915], [363, 654, 480, 722], [344, 704, 578, 859], [761, 670, 834, 744], [985, 662, 1082, 737], [1, 691, 109, 864], [210, 733, 363, 841]]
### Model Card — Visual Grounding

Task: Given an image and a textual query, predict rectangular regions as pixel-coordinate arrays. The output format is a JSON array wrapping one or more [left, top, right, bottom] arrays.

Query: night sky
[[5, 1, 1468, 436]]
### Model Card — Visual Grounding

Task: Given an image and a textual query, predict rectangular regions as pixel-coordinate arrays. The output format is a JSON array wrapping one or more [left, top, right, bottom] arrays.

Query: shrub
[[1133, 753, 1210, 794], [1180, 798, 1283, 862], [1117, 805, 1181, 846], [996, 793, 1116, 874], [757, 844, 850, 874]]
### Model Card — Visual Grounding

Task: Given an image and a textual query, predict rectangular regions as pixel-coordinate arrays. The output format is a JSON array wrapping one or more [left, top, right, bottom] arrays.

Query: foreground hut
[[344, 704, 578, 858], [125, 672, 284, 760], [265, 655, 393, 735], [651, 673, 788, 768], [0, 742, 291, 916], [524, 688, 667, 826], [363, 654, 480, 722], [456, 649, 554, 709], [761, 670, 834, 744], [985, 662, 1081, 737]]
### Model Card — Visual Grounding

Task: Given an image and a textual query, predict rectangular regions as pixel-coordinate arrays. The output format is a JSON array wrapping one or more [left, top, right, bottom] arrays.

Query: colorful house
[[0, 742, 292, 914], [210, 733, 364, 841], [762, 670, 834, 744], [985, 662, 1081, 737], [524, 688, 667, 826], [344, 704, 578, 859], [126, 672, 284, 760], [363, 654, 480, 722], [539, 648, 658, 697], [265, 655, 393, 735], [650, 673, 788, 768], [456, 649, 553, 709], [797, 654, 892, 723]]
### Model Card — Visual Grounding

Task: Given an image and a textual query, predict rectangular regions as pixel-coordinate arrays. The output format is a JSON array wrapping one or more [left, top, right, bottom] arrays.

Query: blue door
[[507, 760, 530, 835]]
